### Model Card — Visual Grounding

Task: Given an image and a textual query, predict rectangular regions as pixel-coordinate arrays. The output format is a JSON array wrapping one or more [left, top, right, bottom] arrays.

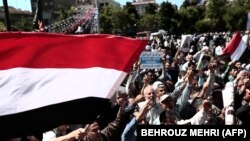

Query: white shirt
[[215, 46, 223, 56], [177, 109, 209, 125], [138, 101, 164, 125], [190, 109, 209, 125], [42, 131, 56, 141]]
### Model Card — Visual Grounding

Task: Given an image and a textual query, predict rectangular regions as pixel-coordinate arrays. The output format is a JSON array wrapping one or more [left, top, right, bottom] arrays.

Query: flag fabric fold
[[223, 32, 241, 55], [0, 32, 147, 139], [223, 32, 249, 63]]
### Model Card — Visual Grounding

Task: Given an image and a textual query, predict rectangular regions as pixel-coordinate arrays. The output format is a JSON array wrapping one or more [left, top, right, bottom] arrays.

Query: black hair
[[245, 82, 250, 90], [188, 61, 196, 68]]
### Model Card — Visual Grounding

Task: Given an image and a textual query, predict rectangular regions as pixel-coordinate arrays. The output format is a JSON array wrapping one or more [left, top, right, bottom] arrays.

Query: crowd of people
[[6, 30, 250, 141]]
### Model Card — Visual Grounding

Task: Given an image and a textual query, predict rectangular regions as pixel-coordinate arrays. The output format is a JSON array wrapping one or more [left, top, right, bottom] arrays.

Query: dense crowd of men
[[5, 30, 250, 141]]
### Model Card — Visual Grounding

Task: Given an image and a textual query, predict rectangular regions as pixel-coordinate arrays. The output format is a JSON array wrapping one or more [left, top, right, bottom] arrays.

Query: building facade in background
[[31, 0, 75, 25], [132, 0, 156, 15], [0, 6, 32, 30]]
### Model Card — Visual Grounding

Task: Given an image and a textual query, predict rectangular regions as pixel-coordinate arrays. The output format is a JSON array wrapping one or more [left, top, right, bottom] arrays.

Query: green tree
[[0, 21, 6, 31], [177, 6, 205, 34], [190, 0, 199, 6], [124, 2, 139, 20], [56, 5, 74, 21], [195, 19, 215, 33], [97, 0, 250, 35], [181, 0, 191, 8], [206, 0, 228, 31], [12, 17, 33, 31], [145, 3, 158, 15], [140, 14, 160, 31], [223, 0, 250, 31], [112, 7, 134, 35], [224, 4, 247, 31], [123, 2, 139, 36], [100, 6, 114, 33], [100, 6, 137, 36], [177, 8, 190, 34], [158, 2, 177, 31]]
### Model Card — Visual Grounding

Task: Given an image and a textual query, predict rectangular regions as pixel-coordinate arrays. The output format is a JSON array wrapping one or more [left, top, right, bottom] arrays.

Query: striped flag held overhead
[[223, 32, 249, 63], [0, 32, 147, 139]]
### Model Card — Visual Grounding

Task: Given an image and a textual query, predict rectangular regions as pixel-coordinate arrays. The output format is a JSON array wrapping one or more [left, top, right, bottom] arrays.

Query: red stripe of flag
[[223, 32, 241, 55], [0, 32, 148, 139], [0, 32, 147, 72]]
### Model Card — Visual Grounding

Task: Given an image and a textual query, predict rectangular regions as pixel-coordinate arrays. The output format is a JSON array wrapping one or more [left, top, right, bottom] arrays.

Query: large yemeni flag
[[0, 32, 147, 139], [223, 32, 249, 63]]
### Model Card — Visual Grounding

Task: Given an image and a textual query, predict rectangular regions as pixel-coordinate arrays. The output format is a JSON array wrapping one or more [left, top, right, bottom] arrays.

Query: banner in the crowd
[[222, 82, 234, 108], [196, 52, 204, 70], [196, 53, 211, 70], [0, 32, 147, 139], [180, 34, 192, 52], [140, 51, 162, 69]]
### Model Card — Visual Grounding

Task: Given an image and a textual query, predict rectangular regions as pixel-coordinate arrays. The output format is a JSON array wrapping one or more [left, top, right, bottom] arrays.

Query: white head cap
[[160, 94, 170, 103], [152, 81, 163, 91]]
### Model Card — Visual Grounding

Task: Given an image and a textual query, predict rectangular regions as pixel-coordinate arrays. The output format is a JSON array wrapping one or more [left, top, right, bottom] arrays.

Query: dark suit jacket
[[235, 104, 250, 125]]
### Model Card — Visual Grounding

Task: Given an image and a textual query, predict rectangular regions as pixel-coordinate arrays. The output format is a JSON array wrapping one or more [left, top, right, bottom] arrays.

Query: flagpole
[[33, 0, 43, 30], [3, 0, 11, 31], [95, 0, 100, 33]]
